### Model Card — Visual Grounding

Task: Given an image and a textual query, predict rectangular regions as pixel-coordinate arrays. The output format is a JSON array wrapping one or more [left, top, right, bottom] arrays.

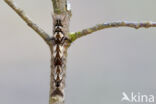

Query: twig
[[4, 0, 51, 45], [69, 21, 156, 42]]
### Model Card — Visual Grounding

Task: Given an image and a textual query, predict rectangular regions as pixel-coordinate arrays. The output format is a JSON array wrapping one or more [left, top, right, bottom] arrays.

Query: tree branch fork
[[4, 0, 156, 45]]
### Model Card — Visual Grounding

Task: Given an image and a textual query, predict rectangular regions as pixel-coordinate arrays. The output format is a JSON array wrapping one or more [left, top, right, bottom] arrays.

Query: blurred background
[[0, 0, 156, 104]]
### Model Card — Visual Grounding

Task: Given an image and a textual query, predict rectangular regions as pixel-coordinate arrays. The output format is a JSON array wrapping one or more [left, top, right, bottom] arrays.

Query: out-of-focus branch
[[4, 0, 51, 45], [69, 21, 156, 42]]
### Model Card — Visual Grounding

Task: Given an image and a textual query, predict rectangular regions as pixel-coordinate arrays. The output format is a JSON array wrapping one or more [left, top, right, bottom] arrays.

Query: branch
[[4, 0, 51, 45], [69, 21, 156, 42], [51, 0, 66, 14], [51, 0, 71, 16]]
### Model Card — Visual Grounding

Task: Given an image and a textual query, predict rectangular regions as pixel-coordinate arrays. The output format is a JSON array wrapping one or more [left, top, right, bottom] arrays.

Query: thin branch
[[69, 21, 156, 42], [4, 0, 51, 45]]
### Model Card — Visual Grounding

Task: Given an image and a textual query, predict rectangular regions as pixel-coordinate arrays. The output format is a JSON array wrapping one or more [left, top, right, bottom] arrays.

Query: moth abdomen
[[51, 88, 63, 97]]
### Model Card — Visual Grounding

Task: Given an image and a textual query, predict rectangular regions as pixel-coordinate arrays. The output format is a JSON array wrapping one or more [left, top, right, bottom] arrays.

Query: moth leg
[[61, 37, 71, 45]]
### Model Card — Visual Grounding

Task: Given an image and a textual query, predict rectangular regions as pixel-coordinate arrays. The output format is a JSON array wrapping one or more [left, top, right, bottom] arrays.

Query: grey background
[[0, 0, 156, 104]]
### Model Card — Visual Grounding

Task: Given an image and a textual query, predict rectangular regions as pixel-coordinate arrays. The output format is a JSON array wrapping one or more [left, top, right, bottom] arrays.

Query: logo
[[121, 92, 155, 103]]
